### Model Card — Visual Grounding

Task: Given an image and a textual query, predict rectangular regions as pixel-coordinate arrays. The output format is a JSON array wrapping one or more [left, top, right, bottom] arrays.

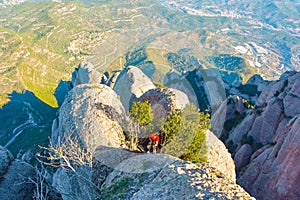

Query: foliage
[[99, 177, 134, 199], [161, 110, 182, 145], [153, 82, 167, 89], [37, 135, 100, 198], [125, 48, 147, 67], [161, 103, 210, 163], [37, 135, 93, 172], [129, 101, 153, 126], [243, 99, 254, 109]]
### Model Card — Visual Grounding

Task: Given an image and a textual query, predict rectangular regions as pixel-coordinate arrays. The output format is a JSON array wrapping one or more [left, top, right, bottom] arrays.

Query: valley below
[[0, 0, 299, 199]]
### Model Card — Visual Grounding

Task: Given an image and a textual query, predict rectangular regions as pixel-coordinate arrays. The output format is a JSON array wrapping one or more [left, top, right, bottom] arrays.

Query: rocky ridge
[[94, 147, 251, 200], [214, 71, 300, 199], [0, 62, 253, 199], [48, 63, 249, 199]]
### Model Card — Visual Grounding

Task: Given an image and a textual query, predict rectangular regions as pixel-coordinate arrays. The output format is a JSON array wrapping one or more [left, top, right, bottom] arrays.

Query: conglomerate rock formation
[[214, 71, 300, 200]]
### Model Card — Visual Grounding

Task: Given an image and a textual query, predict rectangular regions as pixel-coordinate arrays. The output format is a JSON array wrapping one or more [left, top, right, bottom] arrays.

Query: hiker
[[147, 133, 160, 153]]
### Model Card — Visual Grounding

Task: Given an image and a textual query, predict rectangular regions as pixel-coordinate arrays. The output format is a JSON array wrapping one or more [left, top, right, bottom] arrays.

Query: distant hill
[[0, 0, 299, 108]]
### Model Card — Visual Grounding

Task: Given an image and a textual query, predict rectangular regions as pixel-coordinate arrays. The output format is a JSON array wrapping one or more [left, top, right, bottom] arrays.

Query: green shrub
[[162, 103, 210, 163], [129, 101, 153, 126]]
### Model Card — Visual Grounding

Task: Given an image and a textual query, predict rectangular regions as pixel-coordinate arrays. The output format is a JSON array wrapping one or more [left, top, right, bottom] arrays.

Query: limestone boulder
[[138, 88, 189, 119], [113, 66, 156, 112], [71, 62, 105, 87], [205, 130, 236, 182], [94, 148, 252, 200], [52, 84, 126, 152]]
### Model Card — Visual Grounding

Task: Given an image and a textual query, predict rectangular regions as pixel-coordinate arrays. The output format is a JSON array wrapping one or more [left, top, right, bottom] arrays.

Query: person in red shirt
[[147, 133, 160, 153]]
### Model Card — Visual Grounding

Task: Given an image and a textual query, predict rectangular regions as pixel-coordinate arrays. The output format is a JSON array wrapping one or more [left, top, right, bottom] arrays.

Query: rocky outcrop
[[49, 63, 254, 199], [178, 68, 227, 112], [0, 146, 36, 200], [245, 74, 269, 93], [138, 88, 189, 119], [107, 71, 120, 89], [217, 72, 300, 199], [238, 115, 300, 199], [0, 145, 13, 176], [94, 147, 251, 200], [52, 84, 127, 152], [205, 130, 236, 182], [211, 95, 249, 139], [164, 70, 199, 108], [113, 66, 156, 112], [234, 144, 252, 170], [71, 62, 106, 87]]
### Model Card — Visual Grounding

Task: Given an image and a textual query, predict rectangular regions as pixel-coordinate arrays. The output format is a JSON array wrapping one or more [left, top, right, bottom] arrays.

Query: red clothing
[[149, 133, 160, 142]]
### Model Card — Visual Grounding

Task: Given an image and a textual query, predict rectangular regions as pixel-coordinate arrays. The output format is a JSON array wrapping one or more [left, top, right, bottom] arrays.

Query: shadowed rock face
[[0, 145, 13, 176], [71, 62, 106, 87], [52, 84, 127, 152], [216, 72, 300, 200], [113, 66, 156, 112], [0, 146, 36, 200]]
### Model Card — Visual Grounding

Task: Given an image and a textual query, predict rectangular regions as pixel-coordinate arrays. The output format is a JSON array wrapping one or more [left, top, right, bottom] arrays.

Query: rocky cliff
[[214, 71, 300, 199]]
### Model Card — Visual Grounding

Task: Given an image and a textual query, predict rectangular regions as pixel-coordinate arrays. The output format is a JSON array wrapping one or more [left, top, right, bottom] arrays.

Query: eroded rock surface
[[217, 72, 300, 200], [139, 88, 189, 119], [52, 84, 126, 152], [0, 146, 36, 200], [113, 66, 156, 112], [71, 62, 105, 87], [94, 147, 251, 200], [205, 130, 236, 182]]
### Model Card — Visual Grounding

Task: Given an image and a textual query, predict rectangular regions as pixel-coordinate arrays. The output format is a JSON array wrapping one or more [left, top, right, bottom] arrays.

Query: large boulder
[[0, 146, 36, 200], [138, 88, 189, 119], [52, 84, 127, 152], [94, 147, 252, 200], [71, 62, 106, 87], [205, 130, 236, 182], [113, 66, 156, 112]]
